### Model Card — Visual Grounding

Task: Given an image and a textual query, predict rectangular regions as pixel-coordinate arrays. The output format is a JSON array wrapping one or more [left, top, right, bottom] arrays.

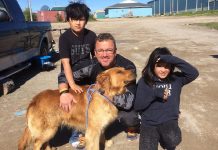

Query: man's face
[[68, 17, 86, 34], [95, 40, 117, 69]]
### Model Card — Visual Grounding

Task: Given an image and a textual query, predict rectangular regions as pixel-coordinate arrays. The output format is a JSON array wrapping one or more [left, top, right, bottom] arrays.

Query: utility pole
[[201, 0, 203, 11], [185, 0, 188, 12], [164, 0, 165, 15], [172, 0, 174, 14], [27, 0, 33, 21], [208, 0, 210, 10], [154, 0, 156, 16], [159, 0, 160, 15], [196, 0, 198, 11], [170, 0, 171, 14], [177, 0, 179, 14]]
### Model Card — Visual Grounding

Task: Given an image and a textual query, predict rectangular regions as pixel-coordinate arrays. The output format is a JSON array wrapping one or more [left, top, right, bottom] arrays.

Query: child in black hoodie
[[134, 47, 199, 150]]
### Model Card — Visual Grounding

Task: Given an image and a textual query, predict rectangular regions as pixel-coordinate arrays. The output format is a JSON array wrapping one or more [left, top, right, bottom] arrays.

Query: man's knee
[[118, 110, 140, 127]]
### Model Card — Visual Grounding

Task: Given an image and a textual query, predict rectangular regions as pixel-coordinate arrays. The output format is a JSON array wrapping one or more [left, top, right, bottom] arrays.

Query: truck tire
[[40, 41, 49, 56]]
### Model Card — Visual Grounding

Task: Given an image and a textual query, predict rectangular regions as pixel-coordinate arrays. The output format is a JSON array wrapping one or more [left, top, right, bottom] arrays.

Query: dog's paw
[[105, 139, 113, 147]]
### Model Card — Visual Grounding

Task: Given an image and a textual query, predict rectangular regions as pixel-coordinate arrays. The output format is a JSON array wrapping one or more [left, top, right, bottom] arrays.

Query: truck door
[[0, 0, 28, 72]]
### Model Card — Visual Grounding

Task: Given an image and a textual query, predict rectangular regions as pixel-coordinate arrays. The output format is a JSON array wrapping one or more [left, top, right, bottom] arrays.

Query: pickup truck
[[0, 0, 54, 81]]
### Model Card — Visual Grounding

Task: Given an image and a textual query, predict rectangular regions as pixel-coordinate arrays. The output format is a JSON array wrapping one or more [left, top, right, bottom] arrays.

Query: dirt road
[[0, 16, 218, 150]]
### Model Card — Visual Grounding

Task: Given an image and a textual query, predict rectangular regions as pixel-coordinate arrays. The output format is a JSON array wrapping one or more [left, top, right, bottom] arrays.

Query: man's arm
[[113, 83, 136, 110], [73, 64, 94, 81], [112, 57, 137, 110]]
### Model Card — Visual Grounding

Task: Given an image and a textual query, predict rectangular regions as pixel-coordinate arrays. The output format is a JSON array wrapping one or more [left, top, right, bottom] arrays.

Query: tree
[[41, 5, 50, 11], [89, 13, 96, 21], [55, 13, 63, 22], [23, 8, 37, 21]]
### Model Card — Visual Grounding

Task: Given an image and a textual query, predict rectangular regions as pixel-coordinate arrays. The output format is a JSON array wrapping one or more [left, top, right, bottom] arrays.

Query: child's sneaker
[[126, 127, 139, 141], [71, 141, 80, 148], [75, 134, 86, 149], [70, 131, 86, 149], [127, 131, 138, 141]]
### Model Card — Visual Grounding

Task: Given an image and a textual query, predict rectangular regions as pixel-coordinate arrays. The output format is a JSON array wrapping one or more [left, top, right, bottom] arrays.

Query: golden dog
[[18, 67, 136, 150]]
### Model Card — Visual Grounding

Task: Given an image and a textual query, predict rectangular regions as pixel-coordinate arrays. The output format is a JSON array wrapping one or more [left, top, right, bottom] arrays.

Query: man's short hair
[[65, 2, 90, 22], [96, 33, 117, 50]]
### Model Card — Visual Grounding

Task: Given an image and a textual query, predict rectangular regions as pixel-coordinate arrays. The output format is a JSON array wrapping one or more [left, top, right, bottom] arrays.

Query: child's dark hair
[[95, 33, 117, 50], [142, 47, 174, 86], [65, 2, 90, 22]]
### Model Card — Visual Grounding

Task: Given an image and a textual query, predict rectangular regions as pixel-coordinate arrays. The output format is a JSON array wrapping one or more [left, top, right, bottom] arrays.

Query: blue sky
[[17, 0, 151, 12]]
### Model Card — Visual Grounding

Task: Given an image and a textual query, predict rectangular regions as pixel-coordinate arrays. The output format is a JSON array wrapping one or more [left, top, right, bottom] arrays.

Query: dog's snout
[[125, 68, 135, 73], [128, 69, 137, 79]]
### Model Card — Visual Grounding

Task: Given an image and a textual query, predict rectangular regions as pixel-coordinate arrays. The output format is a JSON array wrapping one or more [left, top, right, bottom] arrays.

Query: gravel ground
[[0, 16, 218, 150]]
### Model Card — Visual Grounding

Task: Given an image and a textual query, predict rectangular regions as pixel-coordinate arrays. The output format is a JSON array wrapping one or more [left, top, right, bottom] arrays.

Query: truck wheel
[[40, 41, 49, 56]]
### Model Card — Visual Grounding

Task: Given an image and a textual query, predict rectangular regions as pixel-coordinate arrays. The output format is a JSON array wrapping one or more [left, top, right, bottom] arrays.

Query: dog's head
[[96, 67, 136, 96]]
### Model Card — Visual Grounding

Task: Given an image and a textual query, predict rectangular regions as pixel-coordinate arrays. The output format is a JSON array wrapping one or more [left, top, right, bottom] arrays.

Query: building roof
[[121, 0, 137, 3], [51, 7, 65, 11], [105, 2, 151, 10], [95, 10, 105, 13]]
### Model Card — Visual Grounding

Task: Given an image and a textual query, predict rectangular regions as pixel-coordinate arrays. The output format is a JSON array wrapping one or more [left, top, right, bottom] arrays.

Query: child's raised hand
[[70, 83, 83, 93]]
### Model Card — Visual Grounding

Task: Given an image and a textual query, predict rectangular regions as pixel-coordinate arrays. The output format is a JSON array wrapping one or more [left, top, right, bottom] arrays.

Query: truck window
[[0, 0, 10, 22], [0, 0, 4, 7]]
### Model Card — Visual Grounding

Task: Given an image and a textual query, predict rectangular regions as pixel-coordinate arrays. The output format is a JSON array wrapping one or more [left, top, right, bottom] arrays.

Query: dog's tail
[[18, 127, 31, 150]]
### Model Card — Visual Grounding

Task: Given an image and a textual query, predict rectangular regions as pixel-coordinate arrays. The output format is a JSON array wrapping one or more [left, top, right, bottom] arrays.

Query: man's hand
[[59, 92, 77, 112]]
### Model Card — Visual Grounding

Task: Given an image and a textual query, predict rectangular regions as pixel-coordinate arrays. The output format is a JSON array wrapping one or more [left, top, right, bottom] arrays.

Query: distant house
[[37, 7, 65, 22], [94, 10, 105, 19], [105, 0, 152, 18]]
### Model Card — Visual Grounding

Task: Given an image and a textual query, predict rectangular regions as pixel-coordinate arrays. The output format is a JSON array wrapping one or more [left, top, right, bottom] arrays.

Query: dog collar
[[85, 84, 114, 129], [86, 84, 114, 105]]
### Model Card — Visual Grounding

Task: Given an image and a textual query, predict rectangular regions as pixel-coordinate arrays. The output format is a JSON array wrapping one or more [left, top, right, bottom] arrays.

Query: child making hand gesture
[[134, 47, 199, 150]]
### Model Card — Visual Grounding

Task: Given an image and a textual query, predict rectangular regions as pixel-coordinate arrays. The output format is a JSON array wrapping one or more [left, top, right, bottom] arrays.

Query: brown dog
[[18, 67, 136, 150]]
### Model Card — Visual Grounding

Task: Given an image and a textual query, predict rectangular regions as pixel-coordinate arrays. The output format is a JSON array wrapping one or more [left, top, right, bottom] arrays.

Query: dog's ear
[[96, 72, 111, 90]]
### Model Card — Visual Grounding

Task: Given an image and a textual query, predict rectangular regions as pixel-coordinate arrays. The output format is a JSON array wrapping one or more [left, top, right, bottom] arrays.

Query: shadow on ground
[[210, 54, 218, 59], [0, 51, 60, 96], [49, 120, 125, 149]]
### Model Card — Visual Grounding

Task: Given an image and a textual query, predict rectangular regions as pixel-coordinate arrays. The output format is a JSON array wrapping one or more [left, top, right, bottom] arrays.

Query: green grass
[[173, 10, 218, 30], [89, 14, 97, 21], [193, 22, 218, 30], [175, 10, 218, 16]]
